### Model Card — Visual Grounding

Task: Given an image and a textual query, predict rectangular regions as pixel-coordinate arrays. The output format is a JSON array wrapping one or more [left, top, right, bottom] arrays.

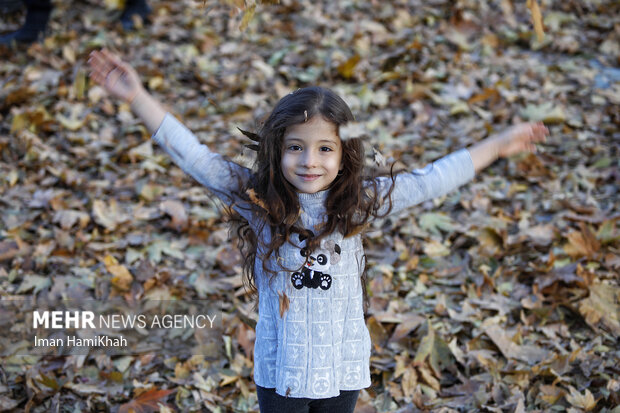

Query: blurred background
[[0, 0, 618, 411]]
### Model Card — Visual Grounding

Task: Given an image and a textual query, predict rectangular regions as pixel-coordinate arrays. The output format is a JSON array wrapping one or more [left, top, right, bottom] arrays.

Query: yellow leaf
[[423, 239, 450, 257], [93, 199, 128, 230], [148, 76, 163, 90], [520, 102, 566, 123], [337, 55, 361, 79], [417, 365, 440, 391], [174, 362, 190, 380], [526, 0, 545, 42], [220, 374, 239, 387], [578, 282, 620, 336], [74, 69, 86, 100], [11, 112, 29, 133], [565, 386, 597, 411], [239, 5, 256, 31], [62, 45, 76, 64], [103, 254, 133, 291], [56, 113, 85, 131], [104, 0, 124, 10]]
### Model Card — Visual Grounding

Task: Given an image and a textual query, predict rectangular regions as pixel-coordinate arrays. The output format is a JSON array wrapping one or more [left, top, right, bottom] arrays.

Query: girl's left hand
[[88, 49, 144, 104], [495, 122, 549, 158]]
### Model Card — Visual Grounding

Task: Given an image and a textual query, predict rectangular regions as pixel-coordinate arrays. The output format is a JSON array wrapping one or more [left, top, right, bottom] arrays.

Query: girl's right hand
[[88, 49, 143, 103]]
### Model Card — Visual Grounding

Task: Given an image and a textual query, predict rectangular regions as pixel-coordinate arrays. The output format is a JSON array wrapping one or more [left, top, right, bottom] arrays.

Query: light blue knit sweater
[[152, 113, 475, 398]]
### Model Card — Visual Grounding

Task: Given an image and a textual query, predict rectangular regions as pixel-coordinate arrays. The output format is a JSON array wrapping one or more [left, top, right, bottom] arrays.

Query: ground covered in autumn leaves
[[1, 0, 619, 411]]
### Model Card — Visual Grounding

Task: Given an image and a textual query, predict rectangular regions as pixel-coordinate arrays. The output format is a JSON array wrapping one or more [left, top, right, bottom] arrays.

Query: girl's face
[[281, 116, 343, 194]]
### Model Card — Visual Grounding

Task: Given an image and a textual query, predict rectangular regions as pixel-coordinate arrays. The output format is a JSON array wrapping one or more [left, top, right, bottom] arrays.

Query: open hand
[[88, 49, 143, 103], [495, 122, 549, 158]]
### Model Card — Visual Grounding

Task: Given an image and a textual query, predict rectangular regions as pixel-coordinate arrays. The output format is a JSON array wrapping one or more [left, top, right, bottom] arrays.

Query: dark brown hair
[[231, 86, 395, 304]]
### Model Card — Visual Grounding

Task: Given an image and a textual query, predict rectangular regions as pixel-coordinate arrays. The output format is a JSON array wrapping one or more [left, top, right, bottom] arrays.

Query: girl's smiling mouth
[[297, 174, 321, 181]]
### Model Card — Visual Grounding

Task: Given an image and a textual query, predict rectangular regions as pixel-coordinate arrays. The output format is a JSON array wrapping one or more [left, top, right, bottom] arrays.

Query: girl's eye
[[288, 145, 302, 151], [320, 146, 333, 152]]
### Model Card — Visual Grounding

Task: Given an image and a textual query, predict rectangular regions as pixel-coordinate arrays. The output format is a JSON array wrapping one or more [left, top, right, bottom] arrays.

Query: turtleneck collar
[[298, 190, 328, 206]]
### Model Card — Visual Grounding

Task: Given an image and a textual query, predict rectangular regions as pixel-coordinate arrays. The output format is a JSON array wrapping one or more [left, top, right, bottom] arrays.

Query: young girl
[[88, 49, 548, 413]]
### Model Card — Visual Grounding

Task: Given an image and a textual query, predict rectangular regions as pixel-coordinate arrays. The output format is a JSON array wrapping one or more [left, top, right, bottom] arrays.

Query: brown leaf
[[246, 188, 267, 211], [539, 384, 566, 405], [0, 240, 21, 262], [278, 291, 289, 317], [484, 324, 548, 363], [159, 200, 188, 230], [388, 314, 425, 342], [564, 223, 600, 259], [237, 322, 255, 358], [92, 199, 128, 231], [467, 87, 501, 105], [535, 263, 583, 292], [578, 281, 620, 336], [118, 388, 175, 413], [366, 316, 389, 351]]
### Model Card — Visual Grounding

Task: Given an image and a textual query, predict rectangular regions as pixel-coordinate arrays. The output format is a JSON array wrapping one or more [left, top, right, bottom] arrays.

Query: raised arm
[[88, 49, 165, 133], [374, 122, 548, 216], [88, 49, 254, 219], [468, 122, 548, 173]]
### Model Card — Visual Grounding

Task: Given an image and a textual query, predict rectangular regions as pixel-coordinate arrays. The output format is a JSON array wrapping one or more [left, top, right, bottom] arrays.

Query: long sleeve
[[374, 148, 475, 216], [152, 113, 254, 217]]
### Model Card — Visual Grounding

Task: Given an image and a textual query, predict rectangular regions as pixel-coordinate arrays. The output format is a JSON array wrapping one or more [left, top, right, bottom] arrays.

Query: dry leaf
[[246, 188, 268, 210], [578, 282, 620, 336], [565, 386, 597, 411], [337, 55, 361, 79], [484, 324, 548, 363], [526, 0, 545, 42], [118, 388, 175, 413], [103, 254, 133, 291]]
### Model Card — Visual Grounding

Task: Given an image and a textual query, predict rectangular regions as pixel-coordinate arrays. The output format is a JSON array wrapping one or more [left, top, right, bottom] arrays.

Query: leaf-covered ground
[[1, 0, 619, 411]]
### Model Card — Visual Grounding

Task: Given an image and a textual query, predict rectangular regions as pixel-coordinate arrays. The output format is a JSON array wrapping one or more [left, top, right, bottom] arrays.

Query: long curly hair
[[231, 86, 395, 304]]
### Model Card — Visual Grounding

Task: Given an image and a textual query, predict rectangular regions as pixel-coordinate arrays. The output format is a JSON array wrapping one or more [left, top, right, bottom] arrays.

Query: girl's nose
[[302, 151, 317, 167]]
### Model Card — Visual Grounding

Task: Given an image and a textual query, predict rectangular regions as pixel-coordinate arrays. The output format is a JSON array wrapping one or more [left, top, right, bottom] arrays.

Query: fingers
[[533, 122, 549, 137], [87, 48, 125, 86], [521, 122, 548, 144], [525, 122, 549, 152]]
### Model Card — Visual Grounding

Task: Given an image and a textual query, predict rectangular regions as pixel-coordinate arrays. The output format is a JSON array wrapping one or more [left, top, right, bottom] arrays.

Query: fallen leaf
[[578, 281, 620, 336], [103, 254, 133, 291], [565, 386, 597, 411], [246, 188, 267, 210], [278, 291, 289, 318], [520, 102, 565, 123], [53, 210, 91, 230], [118, 388, 175, 413], [16, 275, 51, 294], [418, 212, 457, 236], [484, 324, 548, 363], [526, 0, 545, 42], [337, 55, 361, 79], [159, 200, 188, 230], [564, 223, 600, 259]]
